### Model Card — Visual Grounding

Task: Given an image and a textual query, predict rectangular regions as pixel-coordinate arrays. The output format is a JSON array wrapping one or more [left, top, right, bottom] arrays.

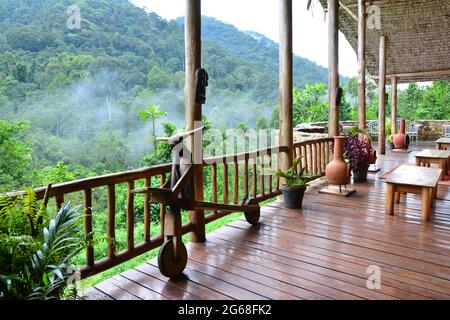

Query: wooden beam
[[339, 1, 358, 21], [185, 0, 205, 242], [279, 0, 293, 171], [378, 35, 386, 155], [357, 0, 366, 130], [391, 76, 398, 136], [371, 69, 450, 80], [328, 0, 339, 137]]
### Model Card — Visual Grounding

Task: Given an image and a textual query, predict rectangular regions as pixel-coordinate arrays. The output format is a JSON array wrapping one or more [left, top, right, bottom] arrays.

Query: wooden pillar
[[378, 35, 386, 155], [328, 0, 339, 137], [185, 0, 205, 242], [391, 76, 398, 135], [279, 0, 293, 170], [357, 0, 366, 129]]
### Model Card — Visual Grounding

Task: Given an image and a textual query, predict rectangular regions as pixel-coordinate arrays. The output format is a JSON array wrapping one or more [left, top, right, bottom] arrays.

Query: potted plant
[[343, 133, 371, 182], [385, 119, 394, 150], [387, 135, 394, 150], [274, 157, 319, 209]]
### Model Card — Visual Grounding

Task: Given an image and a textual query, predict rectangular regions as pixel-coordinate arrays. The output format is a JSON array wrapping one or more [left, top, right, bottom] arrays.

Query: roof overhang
[[319, 0, 450, 84]]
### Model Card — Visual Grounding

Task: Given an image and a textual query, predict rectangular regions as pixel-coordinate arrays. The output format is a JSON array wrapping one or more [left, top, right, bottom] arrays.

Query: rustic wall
[[295, 120, 450, 141]]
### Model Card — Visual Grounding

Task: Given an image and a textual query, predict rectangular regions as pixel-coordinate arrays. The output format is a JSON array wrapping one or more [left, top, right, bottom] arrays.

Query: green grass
[[79, 208, 261, 290]]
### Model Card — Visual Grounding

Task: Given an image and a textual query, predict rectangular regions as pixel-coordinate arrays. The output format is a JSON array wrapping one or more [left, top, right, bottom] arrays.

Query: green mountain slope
[[0, 0, 341, 178]]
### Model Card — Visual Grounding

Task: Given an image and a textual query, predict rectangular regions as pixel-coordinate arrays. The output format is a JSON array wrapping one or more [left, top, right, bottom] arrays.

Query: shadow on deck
[[85, 145, 450, 300]]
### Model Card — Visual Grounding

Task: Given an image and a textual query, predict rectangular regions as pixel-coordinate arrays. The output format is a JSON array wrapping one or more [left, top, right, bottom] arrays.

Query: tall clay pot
[[393, 119, 410, 149], [362, 134, 377, 164], [325, 136, 350, 185]]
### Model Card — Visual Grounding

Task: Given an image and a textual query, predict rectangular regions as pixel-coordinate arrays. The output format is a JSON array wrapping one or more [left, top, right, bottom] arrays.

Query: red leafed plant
[[343, 133, 370, 170]]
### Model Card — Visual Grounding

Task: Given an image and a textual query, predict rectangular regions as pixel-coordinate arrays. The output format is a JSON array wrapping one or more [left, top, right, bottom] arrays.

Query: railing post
[[279, 0, 293, 171], [185, 0, 205, 242]]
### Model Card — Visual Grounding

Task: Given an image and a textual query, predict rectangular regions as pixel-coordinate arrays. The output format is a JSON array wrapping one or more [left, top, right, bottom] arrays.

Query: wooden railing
[[20, 137, 333, 279], [293, 137, 334, 176]]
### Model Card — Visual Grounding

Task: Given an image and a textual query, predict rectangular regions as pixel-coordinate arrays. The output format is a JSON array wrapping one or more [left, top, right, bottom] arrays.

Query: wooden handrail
[[31, 164, 172, 199], [3, 138, 333, 279]]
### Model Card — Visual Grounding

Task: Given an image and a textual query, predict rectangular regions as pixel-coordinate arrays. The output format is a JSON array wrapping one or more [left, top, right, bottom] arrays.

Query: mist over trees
[[0, 0, 448, 192]]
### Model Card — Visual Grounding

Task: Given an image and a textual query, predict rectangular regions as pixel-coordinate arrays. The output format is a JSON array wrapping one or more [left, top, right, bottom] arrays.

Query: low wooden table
[[436, 138, 450, 150], [414, 149, 450, 178], [385, 164, 442, 221]]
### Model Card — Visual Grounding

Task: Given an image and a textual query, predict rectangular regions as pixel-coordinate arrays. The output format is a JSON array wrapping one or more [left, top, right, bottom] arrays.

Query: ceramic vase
[[325, 136, 350, 185]]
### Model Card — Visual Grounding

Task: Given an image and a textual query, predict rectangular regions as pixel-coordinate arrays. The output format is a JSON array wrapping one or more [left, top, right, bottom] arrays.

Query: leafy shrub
[[0, 190, 84, 300]]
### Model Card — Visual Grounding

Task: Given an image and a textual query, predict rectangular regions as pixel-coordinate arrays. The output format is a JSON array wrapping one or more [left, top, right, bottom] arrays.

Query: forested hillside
[[0, 0, 336, 189], [1, 0, 448, 191]]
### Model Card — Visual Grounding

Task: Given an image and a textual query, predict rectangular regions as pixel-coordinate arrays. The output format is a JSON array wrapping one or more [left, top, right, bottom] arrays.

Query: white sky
[[131, 0, 358, 77]]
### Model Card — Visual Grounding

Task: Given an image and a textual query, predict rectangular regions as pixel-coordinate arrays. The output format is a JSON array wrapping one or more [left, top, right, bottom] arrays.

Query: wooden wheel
[[244, 198, 260, 225], [157, 238, 187, 278]]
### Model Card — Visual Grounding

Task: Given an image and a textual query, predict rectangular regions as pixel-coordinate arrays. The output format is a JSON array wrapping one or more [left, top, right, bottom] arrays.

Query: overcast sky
[[131, 0, 358, 77]]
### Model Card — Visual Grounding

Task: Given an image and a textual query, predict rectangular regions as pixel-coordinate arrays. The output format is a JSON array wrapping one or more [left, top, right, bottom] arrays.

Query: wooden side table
[[385, 165, 442, 221], [436, 138, 450, 150], [415, 149, 450, 179]]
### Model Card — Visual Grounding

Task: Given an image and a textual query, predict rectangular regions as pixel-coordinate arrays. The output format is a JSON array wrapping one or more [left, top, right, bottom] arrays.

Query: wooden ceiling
[[319, 0, 450, 83]]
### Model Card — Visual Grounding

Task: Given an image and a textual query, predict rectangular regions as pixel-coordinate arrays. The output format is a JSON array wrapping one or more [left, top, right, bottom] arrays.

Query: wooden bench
[[385, 164, 442, 221]]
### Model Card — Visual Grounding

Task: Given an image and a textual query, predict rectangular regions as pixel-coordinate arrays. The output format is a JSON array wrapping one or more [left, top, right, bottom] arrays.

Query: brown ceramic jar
[[325, 136, 350, 185], [393, 119, 409, 149]]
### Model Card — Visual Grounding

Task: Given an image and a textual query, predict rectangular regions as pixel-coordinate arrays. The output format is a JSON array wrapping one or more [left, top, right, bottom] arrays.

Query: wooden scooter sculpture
[[132, 127, 260, 278]]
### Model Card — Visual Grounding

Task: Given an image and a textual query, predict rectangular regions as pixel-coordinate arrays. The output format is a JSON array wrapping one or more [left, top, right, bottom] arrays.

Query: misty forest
[[0, 0, 449, 288]]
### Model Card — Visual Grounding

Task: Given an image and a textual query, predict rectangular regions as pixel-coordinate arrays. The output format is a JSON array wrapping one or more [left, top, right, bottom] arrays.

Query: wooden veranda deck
[[85, 146, 450, 300]]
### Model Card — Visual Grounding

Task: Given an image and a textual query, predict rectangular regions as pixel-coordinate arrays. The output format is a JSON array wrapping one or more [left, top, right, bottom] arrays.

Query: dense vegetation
[[0, 0, 448, 291], [0, 0, 336, 189]]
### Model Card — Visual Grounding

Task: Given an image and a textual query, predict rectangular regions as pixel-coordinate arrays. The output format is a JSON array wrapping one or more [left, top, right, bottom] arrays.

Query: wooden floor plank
[[210, 226, 450, 299], [141, 262, 233, 300], [147, 261, 267, 300], [123, 266, 200, 300], [86, 147, 450, 300]]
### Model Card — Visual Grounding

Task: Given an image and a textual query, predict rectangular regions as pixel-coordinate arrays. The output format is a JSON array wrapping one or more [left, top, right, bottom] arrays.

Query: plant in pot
[[385, 119, 394, 150], [387, 135, 394, 150], [274, 157, 319, 209], [343, 133, 371, 182]]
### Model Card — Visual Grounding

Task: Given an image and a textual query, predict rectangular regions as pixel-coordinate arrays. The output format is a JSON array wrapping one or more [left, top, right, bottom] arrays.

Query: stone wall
[[295, 120, 450, 141], [413, 120, 450, 140]]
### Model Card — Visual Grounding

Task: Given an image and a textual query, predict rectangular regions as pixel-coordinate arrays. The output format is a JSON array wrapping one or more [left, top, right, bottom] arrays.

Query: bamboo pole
[[357, 0, 366, 129], [328, 0, 339, 137], [279, 0, 293, 171], [391, 76, 398, 136], [185, 0, 205, 242], [378, 35, 387, 155]]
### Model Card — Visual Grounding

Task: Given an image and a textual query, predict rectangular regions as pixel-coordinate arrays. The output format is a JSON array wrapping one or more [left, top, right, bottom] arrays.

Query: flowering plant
[[343, 133, 370, 170]]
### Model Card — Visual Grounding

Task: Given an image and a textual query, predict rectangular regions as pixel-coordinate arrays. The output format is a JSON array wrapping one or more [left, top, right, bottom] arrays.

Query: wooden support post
[[357, 0, 366, 129], [279, 0, 293, 171], [378, 35, 386, 155], [185, 0, 205, 242], [328, 0, 339, 137], [391, 76, 398, 135]]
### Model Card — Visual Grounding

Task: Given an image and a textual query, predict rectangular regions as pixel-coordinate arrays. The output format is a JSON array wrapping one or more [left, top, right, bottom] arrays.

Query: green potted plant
[[274, 157, 319, 209], [387, 135, 394, 150]]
